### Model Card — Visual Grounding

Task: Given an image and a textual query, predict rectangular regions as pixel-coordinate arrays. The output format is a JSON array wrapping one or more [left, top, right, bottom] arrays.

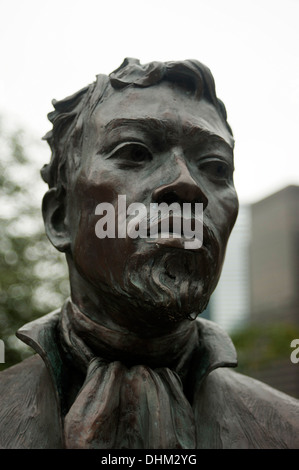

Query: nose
[[152, 156, 208, 209]]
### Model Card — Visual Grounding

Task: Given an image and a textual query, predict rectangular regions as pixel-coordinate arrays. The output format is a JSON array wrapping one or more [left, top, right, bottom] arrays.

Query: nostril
[[153, 188, 208, 212], [156, 191, 180, 206], [153, 188, 208, 210]]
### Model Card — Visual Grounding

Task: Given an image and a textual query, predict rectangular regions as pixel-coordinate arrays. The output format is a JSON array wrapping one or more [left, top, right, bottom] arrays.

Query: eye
[[108, 143, 152, 167], [198, 158, 232, 181]]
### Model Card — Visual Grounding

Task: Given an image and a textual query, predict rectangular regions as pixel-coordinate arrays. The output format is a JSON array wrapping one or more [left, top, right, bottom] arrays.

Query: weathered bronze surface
[[0, 58, 298, 448]]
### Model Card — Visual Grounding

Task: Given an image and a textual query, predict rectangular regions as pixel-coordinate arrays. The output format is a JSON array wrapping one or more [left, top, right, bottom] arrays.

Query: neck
[[63, 299, 199, 378], [66, 262, 200, 375]]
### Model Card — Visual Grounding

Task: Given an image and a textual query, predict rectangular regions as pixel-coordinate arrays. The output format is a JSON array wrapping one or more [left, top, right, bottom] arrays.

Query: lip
[[145, 215, 203, 251], [126, 213, 207, 251], [145, 235, 203, 251]]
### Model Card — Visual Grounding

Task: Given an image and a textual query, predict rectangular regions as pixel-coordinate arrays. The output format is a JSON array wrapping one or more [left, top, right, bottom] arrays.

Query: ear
[[42, 188, 71, 252]]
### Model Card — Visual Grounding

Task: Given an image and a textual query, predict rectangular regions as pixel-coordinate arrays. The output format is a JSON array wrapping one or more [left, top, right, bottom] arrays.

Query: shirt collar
[[16, 308, 237, 415]]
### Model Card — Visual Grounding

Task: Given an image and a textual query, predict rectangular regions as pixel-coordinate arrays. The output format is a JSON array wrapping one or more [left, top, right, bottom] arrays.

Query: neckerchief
[[59, 300, 199, 449]]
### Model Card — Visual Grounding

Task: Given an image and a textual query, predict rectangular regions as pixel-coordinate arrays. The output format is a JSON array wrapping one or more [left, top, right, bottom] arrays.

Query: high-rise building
[[251, 185, 299, 325], [249, 185, 299, 398], [209, 204, 251, 332]]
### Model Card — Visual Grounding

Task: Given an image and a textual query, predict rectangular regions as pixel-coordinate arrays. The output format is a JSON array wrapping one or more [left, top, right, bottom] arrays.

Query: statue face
[[66, 81, 238, 326]]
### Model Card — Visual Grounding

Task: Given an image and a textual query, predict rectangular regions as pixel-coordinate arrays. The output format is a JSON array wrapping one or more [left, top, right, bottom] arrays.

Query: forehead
[[86, 81, 234, 148]]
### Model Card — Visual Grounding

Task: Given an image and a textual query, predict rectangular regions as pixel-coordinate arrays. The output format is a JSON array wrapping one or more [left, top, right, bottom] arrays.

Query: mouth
[[145, 215, 203, 251]]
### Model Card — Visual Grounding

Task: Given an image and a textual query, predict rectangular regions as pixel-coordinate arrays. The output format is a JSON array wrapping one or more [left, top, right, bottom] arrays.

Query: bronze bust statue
[[0, 58, 298, 449]]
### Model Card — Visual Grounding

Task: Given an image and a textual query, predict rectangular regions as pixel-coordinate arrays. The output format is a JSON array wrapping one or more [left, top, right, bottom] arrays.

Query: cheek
[[67, 172, 116, 279], [69, 169, 118, 238], [224, 189, 239, 234], [71, 197, 138, 287], [72, 206, 103, 278], [72, 217, 124, 287], [205, 188, 238, 249]]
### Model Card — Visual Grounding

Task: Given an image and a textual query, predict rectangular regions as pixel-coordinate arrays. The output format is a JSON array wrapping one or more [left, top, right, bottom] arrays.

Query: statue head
[[41, 58, 238, 334]]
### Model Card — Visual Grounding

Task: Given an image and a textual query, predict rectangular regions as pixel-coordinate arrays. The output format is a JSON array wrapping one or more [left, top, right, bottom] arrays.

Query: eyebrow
[[102, 117, 234, 151]]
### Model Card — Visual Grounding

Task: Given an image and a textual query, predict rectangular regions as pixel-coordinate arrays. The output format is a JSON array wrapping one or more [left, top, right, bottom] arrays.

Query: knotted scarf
[[59, 300, 198, 449]]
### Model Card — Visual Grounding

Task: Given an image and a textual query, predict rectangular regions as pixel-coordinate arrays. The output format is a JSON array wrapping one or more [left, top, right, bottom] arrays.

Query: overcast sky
[[1, 0, 298, 204]]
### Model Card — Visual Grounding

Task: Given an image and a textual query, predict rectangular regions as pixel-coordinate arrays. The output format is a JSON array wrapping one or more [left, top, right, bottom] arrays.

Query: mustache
[[126, 211, 217, 251], [146, 214, 201, 237], [126, 205, 203, 235]]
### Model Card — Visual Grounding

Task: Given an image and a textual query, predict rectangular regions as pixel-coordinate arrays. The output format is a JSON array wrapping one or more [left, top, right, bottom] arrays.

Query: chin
[[119, 247, 217, 325]]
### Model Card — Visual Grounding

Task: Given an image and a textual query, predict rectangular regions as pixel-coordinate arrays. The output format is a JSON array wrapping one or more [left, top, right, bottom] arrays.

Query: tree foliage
[[0, 120, 69, 370], [231, 323, 299, 372]]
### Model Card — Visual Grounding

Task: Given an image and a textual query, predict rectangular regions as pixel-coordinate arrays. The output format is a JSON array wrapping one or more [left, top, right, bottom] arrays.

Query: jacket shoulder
[[0, 354, 63, 448], [193, 367, 299, 449]]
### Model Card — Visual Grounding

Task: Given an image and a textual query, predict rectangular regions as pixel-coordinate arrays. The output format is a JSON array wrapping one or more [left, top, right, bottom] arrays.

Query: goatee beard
[[120, 249, 214, 324]]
